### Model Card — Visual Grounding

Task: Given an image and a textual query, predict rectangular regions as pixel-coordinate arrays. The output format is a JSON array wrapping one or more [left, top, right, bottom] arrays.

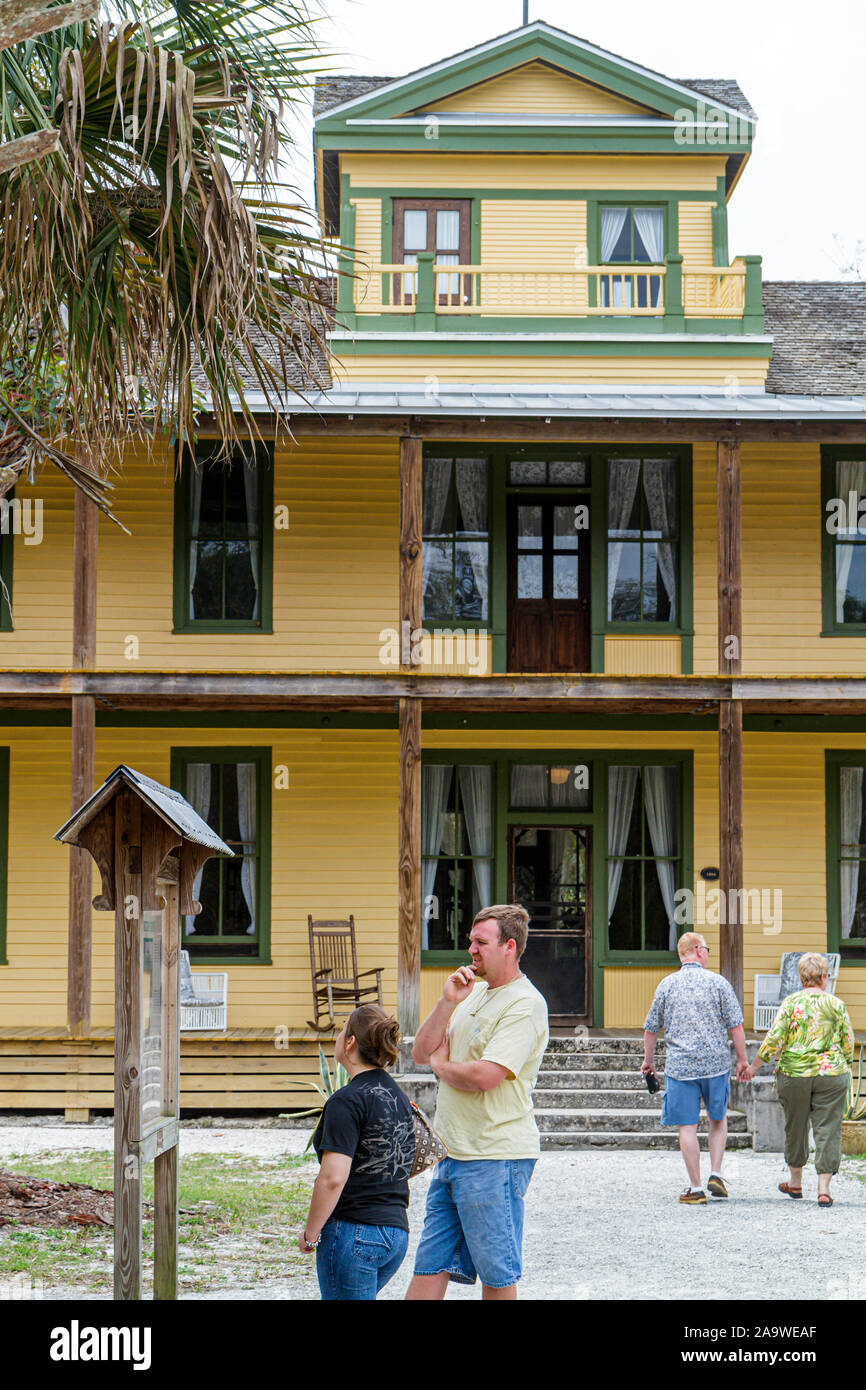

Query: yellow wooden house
[[2, 20, 866, 1116]]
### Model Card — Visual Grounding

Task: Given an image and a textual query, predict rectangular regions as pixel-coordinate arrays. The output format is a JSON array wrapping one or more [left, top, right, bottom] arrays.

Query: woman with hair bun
[[299, 1004, 415, 1299]]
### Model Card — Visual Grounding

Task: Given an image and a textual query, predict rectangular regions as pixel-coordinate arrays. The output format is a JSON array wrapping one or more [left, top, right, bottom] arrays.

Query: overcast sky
[[289, 0, 866, 281]]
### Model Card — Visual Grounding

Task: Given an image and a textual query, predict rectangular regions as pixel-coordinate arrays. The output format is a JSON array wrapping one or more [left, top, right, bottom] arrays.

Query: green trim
[[825, 751, 866, 963], [713, 175, 729, 266], [745, 716, 866, 733], [348, 185, 723, 203], [821, 446, 866, 637], [172, 442, 274, 635], [318, 131, 751, 157], [315, 29, 755, 137], [335, 336, 770, 356], [337, 173, 356, 326], [0, 748, 8, 964], [421, 746, 694, 1023], [170, 745, 272, 965]]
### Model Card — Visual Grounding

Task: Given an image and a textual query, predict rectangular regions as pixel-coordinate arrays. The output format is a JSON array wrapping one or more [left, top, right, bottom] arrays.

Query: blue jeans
[[316, 1218, 409, 1301], [413, 1158, 536, 1288]]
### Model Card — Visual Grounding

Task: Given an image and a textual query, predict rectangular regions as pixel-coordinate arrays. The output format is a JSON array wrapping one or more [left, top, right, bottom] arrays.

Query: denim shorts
[[316, 1218, 409, 1301], [661, 1072, 730, 1126], [413, 1157, 536, 1289]]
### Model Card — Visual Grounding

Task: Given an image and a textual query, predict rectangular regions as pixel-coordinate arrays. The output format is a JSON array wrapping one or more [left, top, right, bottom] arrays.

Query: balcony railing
[[343, 250, 763, 329]]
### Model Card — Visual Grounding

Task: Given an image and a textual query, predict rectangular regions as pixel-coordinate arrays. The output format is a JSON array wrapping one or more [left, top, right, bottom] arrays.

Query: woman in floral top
[[745, 953, 854, 1206]]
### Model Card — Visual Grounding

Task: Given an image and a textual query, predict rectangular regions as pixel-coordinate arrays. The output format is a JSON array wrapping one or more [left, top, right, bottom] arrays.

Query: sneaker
[[707, 1175, 728, 1199], [679, 1188, 707, 1205]]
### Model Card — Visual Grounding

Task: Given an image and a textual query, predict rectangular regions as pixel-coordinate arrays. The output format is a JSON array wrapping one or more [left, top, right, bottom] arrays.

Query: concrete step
[[543, 1038, 665, 1056], [534, 1108, 749, 1134], [533, 1088, 670, 1110], [534, 1070, 666, 1090], [540, 1052, 662, 1073], [540, 1131, 753, 1151]]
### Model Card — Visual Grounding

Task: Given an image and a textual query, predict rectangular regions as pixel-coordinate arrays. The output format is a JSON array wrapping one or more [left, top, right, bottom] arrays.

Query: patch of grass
[[0, 1150, 316, 1296]]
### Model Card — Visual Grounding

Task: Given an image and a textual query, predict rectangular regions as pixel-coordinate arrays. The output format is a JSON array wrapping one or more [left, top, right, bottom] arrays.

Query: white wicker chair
[[753, 951, 841, 1032], [179, 949, 228, 1032]]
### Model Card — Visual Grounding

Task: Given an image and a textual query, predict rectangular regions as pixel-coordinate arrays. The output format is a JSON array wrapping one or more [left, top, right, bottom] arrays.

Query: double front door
[[509, 825, 591, 1026], [507, 495, 590, 673]]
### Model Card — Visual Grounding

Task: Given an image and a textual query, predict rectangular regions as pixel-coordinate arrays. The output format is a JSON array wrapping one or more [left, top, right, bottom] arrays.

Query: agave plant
[[283, 1045, 349, 1150], [844, 1041, 866, 1121], [0, 1, 332, 514]]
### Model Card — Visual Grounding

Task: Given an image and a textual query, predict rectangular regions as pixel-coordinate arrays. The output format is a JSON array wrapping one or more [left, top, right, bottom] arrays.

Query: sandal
[[778, 1182, 803, 1199], [818, 1194, 834, 1207]]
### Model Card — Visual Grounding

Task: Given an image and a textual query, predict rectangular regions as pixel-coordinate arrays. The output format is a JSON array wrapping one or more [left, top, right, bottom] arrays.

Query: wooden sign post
[[56, 766, 232, 1300]]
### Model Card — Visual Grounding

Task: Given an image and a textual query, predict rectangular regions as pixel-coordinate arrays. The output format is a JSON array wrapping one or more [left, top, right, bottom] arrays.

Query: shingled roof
[[313, 73, 754, 119], [763, 282, 866, 396]]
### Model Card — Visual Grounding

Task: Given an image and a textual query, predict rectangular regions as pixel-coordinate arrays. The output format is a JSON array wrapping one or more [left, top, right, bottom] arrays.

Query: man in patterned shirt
[[642, 931, 748, 1204]]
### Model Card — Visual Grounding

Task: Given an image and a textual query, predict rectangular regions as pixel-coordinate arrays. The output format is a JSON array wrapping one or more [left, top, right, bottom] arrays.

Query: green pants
[[775, 1071, 849, 1174]]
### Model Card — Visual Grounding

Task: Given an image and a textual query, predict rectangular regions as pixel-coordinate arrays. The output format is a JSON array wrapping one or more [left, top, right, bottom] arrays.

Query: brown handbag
[[409, 1100, 448, 1178]]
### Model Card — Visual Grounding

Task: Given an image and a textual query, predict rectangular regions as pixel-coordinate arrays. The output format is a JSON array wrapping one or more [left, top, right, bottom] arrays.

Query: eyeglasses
[[697, 944, 709, 954]]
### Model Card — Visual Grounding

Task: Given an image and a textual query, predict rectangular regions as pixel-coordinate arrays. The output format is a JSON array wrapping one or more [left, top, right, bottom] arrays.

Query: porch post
[[397, 434, 423, 1034], [398, 697, 421, 1036], [67, 486, 97, 1045], [717, 439, 744, 999]]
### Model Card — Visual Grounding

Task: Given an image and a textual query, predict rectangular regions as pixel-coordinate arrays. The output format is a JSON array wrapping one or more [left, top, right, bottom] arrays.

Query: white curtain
[[633, 208, 664, 307], [422, 765, 453, 948], [242, 457, 260, 622], [183, 763, 212, 935], [436, 208, 461, 299], [841, 766, 864, 939], [642, 459, 677, 619], [422, 458, 453, 619], [643, 765, 679, 948], [188, 467, 205, 620], [601, 207, 630, 308], [511, 764, 547, 808], [607, 458, 642, 620], [236, 763, 257, 936], [454, 459, 488, 616], [607, 765, 639, 921], [458, 765, 493, 917], [550, 829, 577, 917], [835, 461, 866, 622]]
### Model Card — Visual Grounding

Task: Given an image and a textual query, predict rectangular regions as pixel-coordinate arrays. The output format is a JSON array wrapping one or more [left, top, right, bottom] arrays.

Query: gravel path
[[2, 1123, 864, 1301]]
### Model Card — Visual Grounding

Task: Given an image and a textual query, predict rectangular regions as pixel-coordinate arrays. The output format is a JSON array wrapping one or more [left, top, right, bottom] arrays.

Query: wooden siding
[[334, 354, 770, 386], [479, 199, 588, 312], [679, 200, 714, 269], [604, 967, 671, 1028], [421, 966, 451, 1020], [2, 442, 401, 673], [692, 442, 866, 675], [604, 636, 682, 676], [0, 726, 399, 1033], [352, 197, 384, 313], [345, 153, 727, 192], [420, 62, 653, 117]]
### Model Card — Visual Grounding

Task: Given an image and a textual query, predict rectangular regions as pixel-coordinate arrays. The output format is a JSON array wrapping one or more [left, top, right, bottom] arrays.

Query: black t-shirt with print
[[312, 1069, 414, 1229]]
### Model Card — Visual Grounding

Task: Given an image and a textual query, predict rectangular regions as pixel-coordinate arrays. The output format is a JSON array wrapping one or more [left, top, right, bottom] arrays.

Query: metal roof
[[272, 383, 866, 421], [55, 765, 233, 857]]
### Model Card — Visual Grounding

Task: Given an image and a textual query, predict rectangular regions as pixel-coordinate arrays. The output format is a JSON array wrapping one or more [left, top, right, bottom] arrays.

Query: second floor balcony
[[337, 251, 764, 334]]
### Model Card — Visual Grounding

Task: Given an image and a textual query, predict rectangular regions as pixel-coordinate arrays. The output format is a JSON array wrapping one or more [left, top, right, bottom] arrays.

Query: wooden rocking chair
[[307, 915, 383, 1031]]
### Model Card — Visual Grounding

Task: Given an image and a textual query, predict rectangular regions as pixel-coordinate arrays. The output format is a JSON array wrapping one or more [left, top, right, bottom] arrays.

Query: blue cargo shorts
[[661, 1072, 730, 1126], [413, 1156, 536, 1288]]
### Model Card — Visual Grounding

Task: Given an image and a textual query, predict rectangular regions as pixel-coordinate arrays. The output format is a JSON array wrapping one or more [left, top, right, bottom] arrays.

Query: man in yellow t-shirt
[[405, 904, 549, 1301]]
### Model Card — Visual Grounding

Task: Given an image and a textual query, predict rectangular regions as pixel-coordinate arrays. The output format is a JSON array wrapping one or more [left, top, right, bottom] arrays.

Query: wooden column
[[398, 436, 423, 1034], [114, 790, 142, 1301], [717, 440, 744, 999], [67, 487, 98, 1049], [399, 435, 422, 669], [154, 878, 180, 1301], [398, 697, 421, 1037]]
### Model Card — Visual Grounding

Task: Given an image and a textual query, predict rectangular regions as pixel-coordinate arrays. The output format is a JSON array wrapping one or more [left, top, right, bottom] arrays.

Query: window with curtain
[[607, 763, 681, 952], [824, 456, 866, 627], [421, 763, 494, 954], [175, 752, 269, 959], [510, 762, 591, 810], [392, 199, 471, 306], [600, 206, 664, 309], [422, 454, 490, 623], [607, 456, 678, 624], [833, 761, 866, 953], [176, 443, 272, 629]]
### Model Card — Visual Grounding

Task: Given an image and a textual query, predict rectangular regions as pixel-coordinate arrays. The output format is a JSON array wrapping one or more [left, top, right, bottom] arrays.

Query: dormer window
[[393, 198, 471, 305], [600, 205, 664, 309]]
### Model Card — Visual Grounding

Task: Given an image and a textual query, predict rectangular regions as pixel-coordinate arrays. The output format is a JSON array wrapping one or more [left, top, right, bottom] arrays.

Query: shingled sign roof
[[763, 283, 866, 396]]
